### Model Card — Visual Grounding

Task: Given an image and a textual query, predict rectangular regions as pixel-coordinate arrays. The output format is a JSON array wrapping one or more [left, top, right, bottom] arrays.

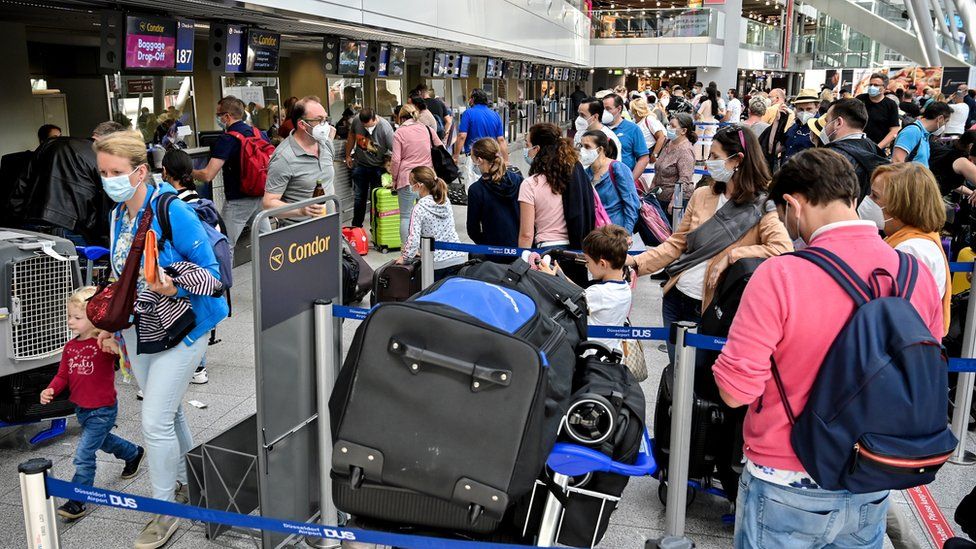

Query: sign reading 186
[[224, 24, 246, 73]]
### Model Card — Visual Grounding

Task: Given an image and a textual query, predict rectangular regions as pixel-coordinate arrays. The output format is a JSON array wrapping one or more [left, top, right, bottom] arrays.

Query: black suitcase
[[330, 277, 573, 530], [370, 257, 421, 305], [0, 364, 73, 423], [652, 365, 725, 482], [341, 240, 372, 305]]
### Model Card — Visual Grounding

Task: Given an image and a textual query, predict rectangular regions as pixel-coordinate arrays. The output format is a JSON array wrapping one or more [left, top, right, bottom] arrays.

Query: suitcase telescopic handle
[[388, 339, 512, 392]]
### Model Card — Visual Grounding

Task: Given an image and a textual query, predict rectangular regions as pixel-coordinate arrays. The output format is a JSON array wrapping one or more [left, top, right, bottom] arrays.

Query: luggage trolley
[[532, 428, 657, 548], [75, 246, 111, 286]]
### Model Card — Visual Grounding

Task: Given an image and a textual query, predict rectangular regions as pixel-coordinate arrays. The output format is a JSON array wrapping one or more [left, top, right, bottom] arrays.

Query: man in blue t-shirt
[[192, 95, 272, 251], [453, 88, 508, 190], [603, 94, 649, 182], [893, 101, 951, 168]]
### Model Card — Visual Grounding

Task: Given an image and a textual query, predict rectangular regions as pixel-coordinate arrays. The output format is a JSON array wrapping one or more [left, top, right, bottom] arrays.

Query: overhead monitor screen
[[175, 19, 194, 72], [338, 40, 367, 76], [124, 15, 177, 70], [245, 29, 280, 73], [459, 55, 471, 78], [377, 43, 390, 77], [388, 46, 406, 76], [224, 24, 246, 73]]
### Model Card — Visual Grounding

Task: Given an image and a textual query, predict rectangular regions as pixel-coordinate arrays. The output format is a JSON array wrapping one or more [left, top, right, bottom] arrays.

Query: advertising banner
[[246, 29, 280, 73]]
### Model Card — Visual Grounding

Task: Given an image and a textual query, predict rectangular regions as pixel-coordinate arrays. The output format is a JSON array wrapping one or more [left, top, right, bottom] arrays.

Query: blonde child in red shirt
[[40, 286, 144, 521]]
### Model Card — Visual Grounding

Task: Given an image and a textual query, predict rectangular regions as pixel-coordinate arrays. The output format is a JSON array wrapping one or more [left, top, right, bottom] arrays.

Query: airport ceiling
[[0, 0, 581, 63]]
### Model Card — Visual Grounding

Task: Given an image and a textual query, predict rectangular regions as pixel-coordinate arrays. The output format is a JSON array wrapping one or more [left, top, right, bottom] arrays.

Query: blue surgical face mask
[[215, 115, 227, 130], [523, 146, 535, 166], [867, 85, 881, 98], [102, 167, 142, 203], [705, 155, 735, 183], [666, 128, 678, 141]]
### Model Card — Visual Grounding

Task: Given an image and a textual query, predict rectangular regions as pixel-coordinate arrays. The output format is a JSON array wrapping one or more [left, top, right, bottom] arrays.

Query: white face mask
[[933, 123, 946, 137], [785, 202, 804, 244], [601, 111, 615, 125], [575, 115, 590, 133], [579, 147, 599, 168], [857, 196, 885, 230], [705, 155, 736, 183], [796, 111, 815, 125], [661, 96, 671, 108], [365, 125, 375, 135], [306, 121, 331, 143]]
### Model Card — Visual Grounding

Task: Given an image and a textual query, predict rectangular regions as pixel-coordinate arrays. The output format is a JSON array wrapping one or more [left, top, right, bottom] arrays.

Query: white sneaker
[[190, 368, 208, 385], [136, 390, 144, 401]]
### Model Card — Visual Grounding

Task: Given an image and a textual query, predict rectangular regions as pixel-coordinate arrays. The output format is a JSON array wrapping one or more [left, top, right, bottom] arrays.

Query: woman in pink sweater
[[391, 103, 444, 243]]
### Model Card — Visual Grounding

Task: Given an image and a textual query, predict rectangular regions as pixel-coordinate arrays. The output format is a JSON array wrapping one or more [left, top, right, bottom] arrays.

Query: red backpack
[[227, 127, 274, 196]]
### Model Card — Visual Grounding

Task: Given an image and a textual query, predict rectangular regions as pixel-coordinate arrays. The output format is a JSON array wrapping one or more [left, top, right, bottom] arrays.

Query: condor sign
[[258, 212, 339, 330]]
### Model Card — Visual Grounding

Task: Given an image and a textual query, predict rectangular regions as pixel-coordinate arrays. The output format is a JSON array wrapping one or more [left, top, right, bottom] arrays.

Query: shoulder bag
[[87, 206, 154, 332]]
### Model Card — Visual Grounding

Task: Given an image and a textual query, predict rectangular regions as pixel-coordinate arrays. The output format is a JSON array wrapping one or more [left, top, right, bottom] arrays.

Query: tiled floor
[[1, 205, 974, 549]]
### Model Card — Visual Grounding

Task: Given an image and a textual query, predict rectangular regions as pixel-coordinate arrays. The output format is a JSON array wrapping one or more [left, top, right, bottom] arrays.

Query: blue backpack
[[157, 193, 234, 290], [771, 247, 956, 493]]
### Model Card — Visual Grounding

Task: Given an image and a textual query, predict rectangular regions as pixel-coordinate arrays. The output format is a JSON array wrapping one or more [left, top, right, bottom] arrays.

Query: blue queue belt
[[431, 241, 645, 257], [44, 478, 543, 549]]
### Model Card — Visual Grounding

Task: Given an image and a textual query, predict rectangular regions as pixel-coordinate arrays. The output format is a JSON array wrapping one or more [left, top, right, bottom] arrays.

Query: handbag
[[426, 126, 460, 183], [639, 193, 673, 243], [447, 181, 468, 206], [593, 188, 612, 228], [621, 339, 648, 382], [87, 206, 154, 332]]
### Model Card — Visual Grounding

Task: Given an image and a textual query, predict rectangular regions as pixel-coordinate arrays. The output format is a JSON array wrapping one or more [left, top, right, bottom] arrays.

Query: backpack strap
[[791, 248, 872, 307], [895, 250, 919, 300], [251, 127, 260, 139], [155, 193, 177, 245]]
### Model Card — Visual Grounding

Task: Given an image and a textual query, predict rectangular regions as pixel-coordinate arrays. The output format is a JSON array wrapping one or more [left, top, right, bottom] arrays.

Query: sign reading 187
[[176, 49, 192, 64]]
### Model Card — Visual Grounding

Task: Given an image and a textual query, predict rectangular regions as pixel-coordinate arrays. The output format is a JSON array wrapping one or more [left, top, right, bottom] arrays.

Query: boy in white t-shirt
[[541, 225, 632, 352]]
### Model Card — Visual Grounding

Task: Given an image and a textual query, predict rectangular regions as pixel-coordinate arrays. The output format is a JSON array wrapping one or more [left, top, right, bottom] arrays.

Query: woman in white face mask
[[649, 113, 697, 208], [870, 163, 950, 334], [94, 131, 229, 549], [580, 130, 640, 232], [625, 124, 793, 363]]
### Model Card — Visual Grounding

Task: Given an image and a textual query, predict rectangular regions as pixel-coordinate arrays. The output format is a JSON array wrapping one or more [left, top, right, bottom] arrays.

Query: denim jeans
[[397, 185, 419, 246], [72, 404, 139, 487], [352, 166, 385, 228], [222, 197, 272, 252], [123, 328, 208, 501], [734, 467, 889, 549], [662, 289, 702, 364]]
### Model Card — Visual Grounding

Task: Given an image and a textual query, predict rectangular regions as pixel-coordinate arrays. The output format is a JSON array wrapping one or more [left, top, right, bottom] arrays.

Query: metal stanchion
[[950, 269, 976, 465], [19, 458, 60, 549], [421, 237, 435, 289], [671, 182, 685, 229], [536, 473, 569, 547], [664, 322, 697, 540], [306, 300, 342, 549]]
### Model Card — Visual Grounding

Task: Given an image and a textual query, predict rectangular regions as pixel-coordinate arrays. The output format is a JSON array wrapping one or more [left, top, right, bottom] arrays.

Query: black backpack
[[827, 140, 890, 205]]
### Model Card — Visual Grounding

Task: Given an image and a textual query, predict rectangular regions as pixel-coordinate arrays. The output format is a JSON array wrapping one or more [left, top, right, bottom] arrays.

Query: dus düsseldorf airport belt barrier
[[18, 226, 976, 549]]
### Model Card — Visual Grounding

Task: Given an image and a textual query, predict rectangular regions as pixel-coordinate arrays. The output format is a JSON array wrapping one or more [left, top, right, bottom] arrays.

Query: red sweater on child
[[47, 338, 118, 409]]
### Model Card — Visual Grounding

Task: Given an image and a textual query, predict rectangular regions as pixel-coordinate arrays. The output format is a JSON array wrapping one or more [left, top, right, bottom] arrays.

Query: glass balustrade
[[590, 8, 716, 39]]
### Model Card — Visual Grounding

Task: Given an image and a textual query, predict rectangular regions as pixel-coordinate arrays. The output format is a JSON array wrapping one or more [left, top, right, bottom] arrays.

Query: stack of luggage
[[329, 259, 646, 546]]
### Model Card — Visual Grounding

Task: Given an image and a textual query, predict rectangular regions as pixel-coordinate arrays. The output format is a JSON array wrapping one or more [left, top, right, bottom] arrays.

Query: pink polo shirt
[[712, 221, 943, 472]]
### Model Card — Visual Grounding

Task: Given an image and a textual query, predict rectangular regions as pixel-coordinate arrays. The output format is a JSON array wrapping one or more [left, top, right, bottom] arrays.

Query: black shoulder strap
[[769, 357, 796, 426], [791, 248, 871, 307], [897, 123, 923, 161], [156, 193, 177, 244]]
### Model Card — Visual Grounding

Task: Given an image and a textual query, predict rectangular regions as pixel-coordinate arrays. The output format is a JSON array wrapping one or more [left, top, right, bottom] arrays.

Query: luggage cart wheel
[[380, 247, 389, 254], [658, 479, 696, 507]]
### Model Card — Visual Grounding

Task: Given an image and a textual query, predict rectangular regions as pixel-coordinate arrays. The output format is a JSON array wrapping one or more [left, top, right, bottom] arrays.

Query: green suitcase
[[371, 186, 402, 252]]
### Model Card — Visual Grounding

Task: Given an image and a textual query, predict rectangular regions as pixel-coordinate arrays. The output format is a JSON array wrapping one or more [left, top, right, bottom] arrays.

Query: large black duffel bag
[[330, 277, 575, 531]]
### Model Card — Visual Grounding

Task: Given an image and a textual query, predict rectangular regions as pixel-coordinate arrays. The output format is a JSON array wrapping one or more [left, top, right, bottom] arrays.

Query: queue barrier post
[[671, 183, 685, 229], [19, 458, 60, 549], [663, 322, 698, 541], [421, 237, 435, 290], [307, 300, 342, 548], [535, 472, 570, 547], [950, 263, 976, 465]]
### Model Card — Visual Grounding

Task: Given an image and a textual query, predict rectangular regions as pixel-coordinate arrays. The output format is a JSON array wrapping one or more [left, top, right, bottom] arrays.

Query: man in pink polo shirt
[[712, 148, 943, 548]]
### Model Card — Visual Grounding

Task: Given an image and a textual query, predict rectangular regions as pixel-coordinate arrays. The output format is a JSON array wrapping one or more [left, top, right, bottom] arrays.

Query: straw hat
[[808, 113, 829, 137], [793, 88, 820, 105]]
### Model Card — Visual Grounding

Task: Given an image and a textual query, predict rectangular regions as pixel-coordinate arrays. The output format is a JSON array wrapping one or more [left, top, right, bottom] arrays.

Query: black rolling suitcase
[[370, 257, 421, 305], [341, 240, 372, 305], [330, 277, 576, 532]]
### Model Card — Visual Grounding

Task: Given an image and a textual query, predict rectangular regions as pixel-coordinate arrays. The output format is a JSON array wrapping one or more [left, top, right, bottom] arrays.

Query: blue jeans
[[72, 404, 139, 487], [124, 327, 208, 501], [662, 289, 702, 364], [397, 185, 419, 246], [352, 166, 385, 227], [734, 467, 889, 549]]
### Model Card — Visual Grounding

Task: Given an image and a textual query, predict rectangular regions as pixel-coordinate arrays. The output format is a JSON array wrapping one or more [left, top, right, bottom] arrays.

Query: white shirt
[[896, 238, 947, 297], [637, 116, 666, 151], [947, 103, 969, 135], [675, 194, 729, 300], [585, 280, 633, 353], [727, 98, 743, 123]]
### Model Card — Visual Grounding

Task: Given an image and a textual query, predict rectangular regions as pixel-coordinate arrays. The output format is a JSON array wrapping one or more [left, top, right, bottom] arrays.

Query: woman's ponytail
[[433, 177, 448, 204], [179, 173, 197, 191], [472, 138, 506, 183]]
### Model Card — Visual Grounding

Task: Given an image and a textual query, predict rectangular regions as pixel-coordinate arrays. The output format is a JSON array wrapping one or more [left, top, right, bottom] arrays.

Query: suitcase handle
[[389, 339, 512, 392]]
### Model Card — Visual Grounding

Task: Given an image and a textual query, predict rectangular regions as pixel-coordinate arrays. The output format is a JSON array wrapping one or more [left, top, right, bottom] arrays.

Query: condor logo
[[269, 236, 332, 272]]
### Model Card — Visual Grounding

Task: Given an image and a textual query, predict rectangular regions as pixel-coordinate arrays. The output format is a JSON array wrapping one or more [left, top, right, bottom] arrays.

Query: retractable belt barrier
[[18, 461, 551, 549]]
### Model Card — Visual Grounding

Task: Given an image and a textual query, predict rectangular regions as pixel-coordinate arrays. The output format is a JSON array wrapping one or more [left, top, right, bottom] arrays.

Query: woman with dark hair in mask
[[626, 124, 793, 362], [649, 113, 697, 210], [579, 130, 640, 232]]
